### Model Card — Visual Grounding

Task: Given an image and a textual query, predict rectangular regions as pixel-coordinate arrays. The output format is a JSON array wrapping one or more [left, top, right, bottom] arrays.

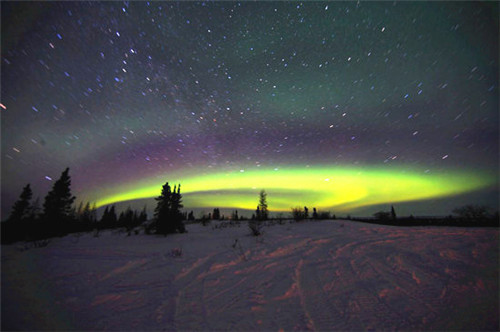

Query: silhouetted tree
[[153, 182, 185, 235], [42, 168, 76, 236], [188, 211, 195, 221], [312, 207, 318, 219], [374, 211, 391, 220], [231, 210, 239, 220], [8, 184, 33, 223], [28, 197, 41, 221], [257, 190, 268, 221], [318, 211, 331, 220], [213, 208, 221, 220], [291, 207, 306, 221], [100, 206, 109, 226], [2, 184, 34, 243], [119, 206, 135, 234], [452, 205, 489, 222], [139, 205, 148, 223], [391, 205, 397, 220], [100, 205, 118, 229], [77, 202, 97, 231], [248, 219, 263, 236], [304, 206, 309, 219]]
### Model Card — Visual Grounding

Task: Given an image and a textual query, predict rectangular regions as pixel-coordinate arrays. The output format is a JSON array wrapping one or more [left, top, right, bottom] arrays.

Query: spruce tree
[[257, 190, 268, 220], [154, 182, 185, 235], [108, 205, 117, 227], [5, 184, 34, 242], [42, 168, 76, 235], [213, 208, 221, 220], [139, 206, 148, 223], [101, 206, 110, 226], [312, 207, 318, 219], [391, 205, 397, 220], [8, 184, 33, 223], [28, 197, 41, 221]]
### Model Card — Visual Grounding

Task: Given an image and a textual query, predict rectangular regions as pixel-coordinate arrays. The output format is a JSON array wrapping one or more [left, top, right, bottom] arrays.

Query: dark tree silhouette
[[101, 206, 110, 225], [213, 208, 221, 220], [374, 211, 391, 220], [28, 197, 41, 221], [304, 206, 309, 219], [119, 206, 138, 235], [153, 182, 185, 235], [100, 205, 118, 229], [2, 184, 34, 243], [453, 205, 489, 222], [139, 205, 148, 224], [42, 168, 76, 235], [291, 206, 307, 221], [77, 202, 97, 230], [248, 219, 263, 236], [312, 207, 318, 219], [257, 190, 268, 221], [391, 205, 397, 220], [8, 184, 33, 223]]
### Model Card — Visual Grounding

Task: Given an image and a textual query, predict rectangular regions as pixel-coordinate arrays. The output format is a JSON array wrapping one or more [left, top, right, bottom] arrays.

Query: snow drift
[[2, 220, 498, 330]]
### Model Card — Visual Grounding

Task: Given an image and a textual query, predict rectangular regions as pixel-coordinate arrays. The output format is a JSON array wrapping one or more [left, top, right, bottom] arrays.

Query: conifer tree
[[257, 190, 268, 221], [213, 208, 221, 220], [101, 206, 110, 225], [28, 197, 41, 221], [42, 168, 76, 235], [153, 182, 185, 234], [108, 205, 117, 227], [391, 205, 397, 220], [79, 202, 93, 225], [140, 205, 148, 223], [8, 184, 33, 223]]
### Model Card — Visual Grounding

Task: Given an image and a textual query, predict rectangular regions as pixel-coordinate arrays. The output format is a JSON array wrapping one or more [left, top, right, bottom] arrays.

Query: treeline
[[1, 168, 188, 244], [351, 205, 499, 227], [4, 168, 497, 244]]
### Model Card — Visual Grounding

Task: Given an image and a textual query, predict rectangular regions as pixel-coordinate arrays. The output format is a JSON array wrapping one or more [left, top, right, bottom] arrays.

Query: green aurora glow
[[93, 166, 495, 212]]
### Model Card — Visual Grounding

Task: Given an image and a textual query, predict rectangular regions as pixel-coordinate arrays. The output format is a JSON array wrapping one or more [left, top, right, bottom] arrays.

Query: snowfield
[[2, 220, 498, 330]]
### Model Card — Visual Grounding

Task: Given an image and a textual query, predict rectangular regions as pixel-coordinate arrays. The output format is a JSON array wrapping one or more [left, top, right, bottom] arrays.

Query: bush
[[248, 220, 263, 236], [318, 211, 331, 219], [452, 205, 490, 221], [374, 211, 391, 220], [291, 207, 307, 221]]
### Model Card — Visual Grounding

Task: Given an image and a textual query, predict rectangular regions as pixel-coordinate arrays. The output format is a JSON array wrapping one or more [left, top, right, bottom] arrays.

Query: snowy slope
[[2, 220, 498, 330]]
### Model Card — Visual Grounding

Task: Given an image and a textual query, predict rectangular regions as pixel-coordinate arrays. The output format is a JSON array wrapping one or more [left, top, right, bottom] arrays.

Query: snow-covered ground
[[2, 220, 498, 330]]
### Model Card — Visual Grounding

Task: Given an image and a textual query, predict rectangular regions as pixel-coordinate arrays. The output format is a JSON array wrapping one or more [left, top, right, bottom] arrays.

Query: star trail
[[2, 1, 498, 217]]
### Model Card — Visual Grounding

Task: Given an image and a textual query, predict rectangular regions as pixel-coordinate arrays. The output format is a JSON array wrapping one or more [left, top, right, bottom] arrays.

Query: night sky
[[2, 1, 498, 218]]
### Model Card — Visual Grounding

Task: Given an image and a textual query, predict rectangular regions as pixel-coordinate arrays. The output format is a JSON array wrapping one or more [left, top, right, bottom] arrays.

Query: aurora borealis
[[94, 166, 495, 212], [1, 1, 498, 217]]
